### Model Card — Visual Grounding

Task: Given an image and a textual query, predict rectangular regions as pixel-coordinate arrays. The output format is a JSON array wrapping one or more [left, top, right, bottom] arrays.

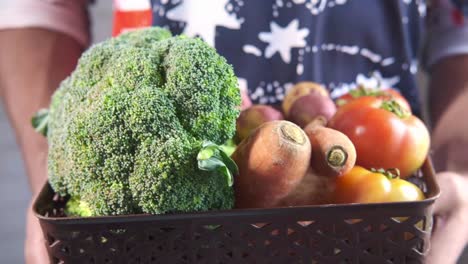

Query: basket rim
[[33, 158, 440, 224]]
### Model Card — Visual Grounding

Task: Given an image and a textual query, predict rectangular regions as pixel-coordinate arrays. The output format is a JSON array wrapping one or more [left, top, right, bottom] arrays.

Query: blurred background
[[0, 1, 466, 263]]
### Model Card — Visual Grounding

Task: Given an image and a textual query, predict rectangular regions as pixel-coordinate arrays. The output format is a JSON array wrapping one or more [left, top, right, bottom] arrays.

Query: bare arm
[[429, 55, 468, 172], [0, 28, 83, 193], [426, 55, 468, 264], [0, 28, 84, 263]]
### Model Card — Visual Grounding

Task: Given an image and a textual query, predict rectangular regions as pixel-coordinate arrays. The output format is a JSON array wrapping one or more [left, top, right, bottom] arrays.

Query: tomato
[[334, 166, 425, 204], [329, 96, 430, 178], [336, 86, 412, 113]]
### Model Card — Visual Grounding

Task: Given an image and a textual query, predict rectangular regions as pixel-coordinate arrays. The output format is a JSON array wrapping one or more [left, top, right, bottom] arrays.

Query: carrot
[[304, 116, 356, 177], [232, 120, 311, 209], [279, 117, 356, 206], [279, 167, 336, 206], [235, 105, 284, 143]]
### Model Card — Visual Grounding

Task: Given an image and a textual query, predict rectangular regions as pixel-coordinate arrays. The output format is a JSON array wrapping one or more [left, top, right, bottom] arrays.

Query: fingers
[[25, 202, 49, 264], [433, 172, 468, 216], [433, 172, 455, 215], [428, 171, 468, 264], [427, 210, 468, 264]]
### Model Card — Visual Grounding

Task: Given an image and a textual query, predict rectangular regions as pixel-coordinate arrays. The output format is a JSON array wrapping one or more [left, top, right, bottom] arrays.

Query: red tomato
[[329, 97, 430, 178], [336, 86, 412, 113], [335, 166, 425, 204]]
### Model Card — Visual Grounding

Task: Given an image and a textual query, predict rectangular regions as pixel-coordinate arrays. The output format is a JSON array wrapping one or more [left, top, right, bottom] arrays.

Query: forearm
[[428, 206, 468, 264], [429, 55, 468, 173], [427, 55, 468, 263], [0, 28, 83, 194]]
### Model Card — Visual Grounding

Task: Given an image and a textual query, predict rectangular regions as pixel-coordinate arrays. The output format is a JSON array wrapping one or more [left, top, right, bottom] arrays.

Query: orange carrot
[[280, 117, 356, 206], [232, 120, 311, 209], [304, 116, 356, 177], [279, 167, 336, 206]]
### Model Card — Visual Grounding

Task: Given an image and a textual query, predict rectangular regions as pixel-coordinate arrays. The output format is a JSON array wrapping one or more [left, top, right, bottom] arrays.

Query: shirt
[[2, 0, 468, 115], [149, 0, 457, 116]]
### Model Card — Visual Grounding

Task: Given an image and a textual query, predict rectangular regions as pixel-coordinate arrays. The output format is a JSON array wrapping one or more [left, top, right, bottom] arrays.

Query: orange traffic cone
[[112, 0, 152, 36]]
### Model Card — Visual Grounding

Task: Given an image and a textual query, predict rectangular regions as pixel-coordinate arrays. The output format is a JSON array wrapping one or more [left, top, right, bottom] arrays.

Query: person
[[0, 0, 467, 263]]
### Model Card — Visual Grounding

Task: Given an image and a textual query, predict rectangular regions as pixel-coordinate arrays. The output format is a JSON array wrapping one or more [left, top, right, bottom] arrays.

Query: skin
[[0, 28, 83, 264], [0, 23, 467, 264], [425, 55, 468, 264]]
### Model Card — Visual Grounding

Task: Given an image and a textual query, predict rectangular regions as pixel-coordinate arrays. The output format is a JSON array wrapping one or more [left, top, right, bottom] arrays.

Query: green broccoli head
[[45, 27, 240, 216]]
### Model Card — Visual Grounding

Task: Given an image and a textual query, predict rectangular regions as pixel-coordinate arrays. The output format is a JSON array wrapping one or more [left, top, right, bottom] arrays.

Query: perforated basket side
[[34, 159, 439, 264]]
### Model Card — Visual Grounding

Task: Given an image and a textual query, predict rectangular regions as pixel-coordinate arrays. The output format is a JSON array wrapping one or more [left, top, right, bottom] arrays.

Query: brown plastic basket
[[34, 159, 440, 264]]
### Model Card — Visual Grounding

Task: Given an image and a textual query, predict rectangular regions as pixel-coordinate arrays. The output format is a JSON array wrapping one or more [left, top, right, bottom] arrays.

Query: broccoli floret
[[162, 37, 241, 143], [130, 135, 234, 214], [43, 27, 240, 216], [65, 196, 93, 217], [111, 27, 172, 48]]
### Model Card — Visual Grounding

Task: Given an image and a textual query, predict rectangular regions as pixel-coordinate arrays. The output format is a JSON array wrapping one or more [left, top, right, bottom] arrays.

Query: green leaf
[[219, 138, 237, 156], [197, 147, 215, 160], [219, 166, 234, 187], [202, 141, 218, 149], [197, 141, 239, 187], [31, 109, 49, 137], [198, 156, 226, 171], [219, 149, 238, 176]]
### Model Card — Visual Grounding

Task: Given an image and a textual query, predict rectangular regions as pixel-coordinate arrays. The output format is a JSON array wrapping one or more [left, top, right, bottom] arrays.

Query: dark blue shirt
[[151, 0, 426, 115]]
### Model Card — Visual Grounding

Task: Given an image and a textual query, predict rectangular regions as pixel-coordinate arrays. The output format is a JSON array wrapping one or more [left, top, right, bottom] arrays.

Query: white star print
[[258, 19, 309, 63], [330, 71, 401, 99], [237, 77, 248, 92], [356, 71, 400, 89], [166, 0, 243, 47]]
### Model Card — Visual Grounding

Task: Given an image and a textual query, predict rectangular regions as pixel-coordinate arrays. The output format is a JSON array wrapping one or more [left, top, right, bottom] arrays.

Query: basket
[[33, 159, 440, 264]]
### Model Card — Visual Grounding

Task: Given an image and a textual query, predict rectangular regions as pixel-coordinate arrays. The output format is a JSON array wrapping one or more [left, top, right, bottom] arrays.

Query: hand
[[426, 172, 468, 264], [25, 199, 49, 264]]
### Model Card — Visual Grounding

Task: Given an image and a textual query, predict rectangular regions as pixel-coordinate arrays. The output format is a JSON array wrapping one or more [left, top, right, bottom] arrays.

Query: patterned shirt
[[150, 0, 427, 113], [2, 0, 468, 115]]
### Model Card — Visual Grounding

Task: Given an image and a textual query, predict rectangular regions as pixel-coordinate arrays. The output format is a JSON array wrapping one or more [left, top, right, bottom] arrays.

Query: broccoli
[[64, 196, 92, 217], [36, 27, 241, 216]]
